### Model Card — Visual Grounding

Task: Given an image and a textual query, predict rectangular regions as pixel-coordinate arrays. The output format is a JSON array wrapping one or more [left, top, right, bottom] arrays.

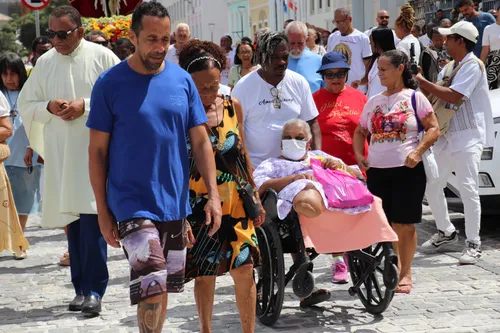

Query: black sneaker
[[421, 230, 458, 252]]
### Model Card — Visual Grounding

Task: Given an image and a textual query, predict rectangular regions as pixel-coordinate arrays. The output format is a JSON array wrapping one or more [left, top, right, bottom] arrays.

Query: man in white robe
[[18, 5, 120, 316]]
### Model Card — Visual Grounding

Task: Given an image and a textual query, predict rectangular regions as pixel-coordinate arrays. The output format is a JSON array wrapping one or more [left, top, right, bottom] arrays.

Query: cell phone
[[410, 43, 419, 75]]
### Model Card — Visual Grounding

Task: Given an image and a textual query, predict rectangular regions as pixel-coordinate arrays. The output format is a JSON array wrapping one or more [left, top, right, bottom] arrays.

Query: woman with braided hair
[[179, 39, 264, 333], [395, 3, 421, 62]]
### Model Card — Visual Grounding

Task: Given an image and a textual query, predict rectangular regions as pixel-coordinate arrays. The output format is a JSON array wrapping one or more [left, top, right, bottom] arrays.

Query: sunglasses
[[323, 71, 348, 79], [45, 27, 78, 40], [379, 16, 390, 19]]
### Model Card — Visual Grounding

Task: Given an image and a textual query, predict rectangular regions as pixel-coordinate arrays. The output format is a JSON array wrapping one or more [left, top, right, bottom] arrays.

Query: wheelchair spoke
[[371, 274, 383, 301]]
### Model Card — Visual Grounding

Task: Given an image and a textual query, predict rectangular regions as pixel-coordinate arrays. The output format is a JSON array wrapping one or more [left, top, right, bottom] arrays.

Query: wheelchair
[[254, 189, 399, 327]]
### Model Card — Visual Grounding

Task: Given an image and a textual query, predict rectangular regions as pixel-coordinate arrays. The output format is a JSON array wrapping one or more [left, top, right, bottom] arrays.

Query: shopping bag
[[310, 158, 374, 209], [411, 91, 440, 183]]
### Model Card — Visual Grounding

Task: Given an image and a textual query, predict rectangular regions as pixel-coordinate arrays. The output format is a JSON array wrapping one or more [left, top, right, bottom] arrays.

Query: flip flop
[[299, 289, 331, 308], [395, 283, 413, 294]]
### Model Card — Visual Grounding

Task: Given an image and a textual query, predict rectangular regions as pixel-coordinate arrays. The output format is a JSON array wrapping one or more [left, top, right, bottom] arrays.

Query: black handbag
[[213, 147, 261, 220], [206, 124, 260, 220]]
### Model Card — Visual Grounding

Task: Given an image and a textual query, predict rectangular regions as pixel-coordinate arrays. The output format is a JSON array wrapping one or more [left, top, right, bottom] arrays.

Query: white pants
[[425, 142, 483, 245]]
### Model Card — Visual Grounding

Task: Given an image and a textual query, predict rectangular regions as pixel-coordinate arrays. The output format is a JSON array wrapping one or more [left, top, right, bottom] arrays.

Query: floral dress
[[253, 151, 371, 220], [185, 96, 259, 280]]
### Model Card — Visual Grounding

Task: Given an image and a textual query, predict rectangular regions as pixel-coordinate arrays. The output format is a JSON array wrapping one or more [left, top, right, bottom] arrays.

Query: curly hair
[[178, 39, 226, 74], [395, 3, 415, 32]]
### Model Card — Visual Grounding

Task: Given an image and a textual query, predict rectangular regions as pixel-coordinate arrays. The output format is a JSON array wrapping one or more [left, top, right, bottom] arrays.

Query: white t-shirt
[[419, 34, 432, 47], [220, 48, 235, 86], [360, 89, 434, 168], [231, 69, 319, 167], [218, 84, 231, 96], [0, 91, 10, 117], [397, 34, 421, 63], [166, 44, 179, 65], [367, 58, 386, 98], [437, 52, 495, 152], [327, 29, 372, 91], [482, 23, 500, 51]]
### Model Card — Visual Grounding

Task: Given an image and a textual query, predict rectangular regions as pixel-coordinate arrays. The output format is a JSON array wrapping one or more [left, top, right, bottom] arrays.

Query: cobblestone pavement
[[1, 207, 500, 333]]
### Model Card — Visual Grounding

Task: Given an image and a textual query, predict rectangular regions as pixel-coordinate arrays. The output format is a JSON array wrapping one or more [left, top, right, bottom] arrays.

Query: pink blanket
[[300, 197, 398, 253]]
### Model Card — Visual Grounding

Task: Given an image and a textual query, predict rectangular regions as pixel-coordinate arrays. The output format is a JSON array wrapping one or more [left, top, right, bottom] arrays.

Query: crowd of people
[[0, 0, 496, 332]]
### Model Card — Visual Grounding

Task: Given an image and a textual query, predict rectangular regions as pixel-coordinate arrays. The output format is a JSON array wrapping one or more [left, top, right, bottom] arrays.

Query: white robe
[[18, 40, 120, 228]]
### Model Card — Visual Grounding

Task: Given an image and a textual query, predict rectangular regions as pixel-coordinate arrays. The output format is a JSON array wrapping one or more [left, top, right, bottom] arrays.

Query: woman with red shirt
[[313, 52, 369, 284]]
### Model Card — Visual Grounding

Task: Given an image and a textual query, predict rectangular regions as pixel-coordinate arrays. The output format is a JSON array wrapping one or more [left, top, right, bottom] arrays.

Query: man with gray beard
[[285, 21, 324, 93]]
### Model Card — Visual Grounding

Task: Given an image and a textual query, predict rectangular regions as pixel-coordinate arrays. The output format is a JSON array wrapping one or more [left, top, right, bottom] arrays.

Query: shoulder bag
[[423, 58, 484, 135], [205, 125, 260, 220]]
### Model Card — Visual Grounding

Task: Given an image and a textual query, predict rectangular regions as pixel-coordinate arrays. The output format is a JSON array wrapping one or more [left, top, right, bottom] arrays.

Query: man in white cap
[[415, 21, 494, 265]]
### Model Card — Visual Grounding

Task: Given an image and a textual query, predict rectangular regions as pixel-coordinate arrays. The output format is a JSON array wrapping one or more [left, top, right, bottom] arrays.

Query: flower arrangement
[[83, 15, 132, 43]]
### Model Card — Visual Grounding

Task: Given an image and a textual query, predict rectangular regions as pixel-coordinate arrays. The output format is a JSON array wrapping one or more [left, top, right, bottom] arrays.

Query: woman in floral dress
[[179, 40, 264, 333]]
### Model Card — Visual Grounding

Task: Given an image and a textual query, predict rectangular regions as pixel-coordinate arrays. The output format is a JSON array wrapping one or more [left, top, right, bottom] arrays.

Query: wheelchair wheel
[[255, 222, 285, 327], [347, 242, 397, 315]]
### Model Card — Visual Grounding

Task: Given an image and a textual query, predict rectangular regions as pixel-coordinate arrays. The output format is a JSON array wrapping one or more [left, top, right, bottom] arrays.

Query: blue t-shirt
[[288, 49, 325, 94], [466, 12, 496, 57], [86, 61, 208, 223]]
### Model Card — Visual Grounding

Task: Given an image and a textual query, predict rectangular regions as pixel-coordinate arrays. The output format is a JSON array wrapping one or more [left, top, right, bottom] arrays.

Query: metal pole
[[240, 13, 243, 39], [35, 10, 40, 37]]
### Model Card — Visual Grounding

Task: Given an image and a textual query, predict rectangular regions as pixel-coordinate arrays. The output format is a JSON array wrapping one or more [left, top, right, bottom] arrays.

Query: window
[[310, 0, 315, 14], [319, 0, 322, 9], [327, 0, 331, 8]]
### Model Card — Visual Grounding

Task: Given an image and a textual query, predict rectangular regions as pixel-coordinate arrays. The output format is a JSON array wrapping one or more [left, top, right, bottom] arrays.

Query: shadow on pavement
[[0, 263, 64, 275]]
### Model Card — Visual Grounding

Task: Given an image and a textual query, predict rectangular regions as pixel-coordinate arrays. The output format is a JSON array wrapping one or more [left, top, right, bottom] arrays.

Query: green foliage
[[0, 0, 68, 55]]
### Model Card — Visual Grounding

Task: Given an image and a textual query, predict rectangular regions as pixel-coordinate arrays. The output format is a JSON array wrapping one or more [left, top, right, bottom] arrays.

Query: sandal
[[59, 252, 70, 266], [299, 289, 331, 308], [396, 277, 413, 294], [14, 251, 27, 260]]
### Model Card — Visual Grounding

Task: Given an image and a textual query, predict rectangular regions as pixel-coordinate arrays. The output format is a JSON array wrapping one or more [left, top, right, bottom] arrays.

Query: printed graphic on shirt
[[333, 43, 353, 65], [370, 101, 410, 144]]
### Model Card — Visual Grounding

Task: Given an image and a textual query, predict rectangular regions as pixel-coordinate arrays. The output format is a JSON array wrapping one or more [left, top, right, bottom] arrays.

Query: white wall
[[199, 0, 230, 42]]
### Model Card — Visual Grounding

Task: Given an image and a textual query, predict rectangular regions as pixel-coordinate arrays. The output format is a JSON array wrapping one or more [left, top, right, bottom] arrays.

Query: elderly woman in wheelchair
[[252, 119, 399, 326]]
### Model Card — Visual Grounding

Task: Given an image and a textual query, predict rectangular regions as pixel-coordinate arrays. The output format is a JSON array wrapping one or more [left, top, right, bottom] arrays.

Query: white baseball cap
[[437, 21, 479, 43]]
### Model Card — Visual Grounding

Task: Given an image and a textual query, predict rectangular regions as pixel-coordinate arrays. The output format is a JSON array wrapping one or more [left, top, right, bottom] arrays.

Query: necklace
[[260, 69, 282, 109], [5, 90, 18, 118]]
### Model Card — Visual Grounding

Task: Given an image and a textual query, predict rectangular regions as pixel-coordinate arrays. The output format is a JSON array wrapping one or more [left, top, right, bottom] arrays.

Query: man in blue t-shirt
[[86, 3, 221, 333], [459, 0, 496, 57], [285, 21, 324, 93]]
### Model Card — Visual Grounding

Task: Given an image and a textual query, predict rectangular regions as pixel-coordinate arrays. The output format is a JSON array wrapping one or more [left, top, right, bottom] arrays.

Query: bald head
[[377, 10, 390, 27], [175, 23, 190, 47], [334, 8, 353, 34]]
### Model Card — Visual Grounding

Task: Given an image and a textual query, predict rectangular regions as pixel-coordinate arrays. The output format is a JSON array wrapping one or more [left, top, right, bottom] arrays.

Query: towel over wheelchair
[[254, 189, 399, 327]]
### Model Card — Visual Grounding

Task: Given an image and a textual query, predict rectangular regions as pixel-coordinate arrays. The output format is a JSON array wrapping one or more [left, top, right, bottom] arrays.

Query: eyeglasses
[[45, 27, 78, 40], [238, 50, 253, 55], [323, 71, 348, 79], [378, 16, 390, 19]]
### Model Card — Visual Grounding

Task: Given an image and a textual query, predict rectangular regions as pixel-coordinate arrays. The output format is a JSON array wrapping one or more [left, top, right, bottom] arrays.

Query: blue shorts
[[5, 165, 41, 215]]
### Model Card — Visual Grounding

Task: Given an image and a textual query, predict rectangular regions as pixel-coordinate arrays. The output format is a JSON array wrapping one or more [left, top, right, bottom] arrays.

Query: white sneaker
[[421, 230, 458, 252], [459, 241, 482, 265]]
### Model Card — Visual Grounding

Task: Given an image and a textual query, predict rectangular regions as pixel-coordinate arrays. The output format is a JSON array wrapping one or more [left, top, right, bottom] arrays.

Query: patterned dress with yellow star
[[185, 96, 260, 280]]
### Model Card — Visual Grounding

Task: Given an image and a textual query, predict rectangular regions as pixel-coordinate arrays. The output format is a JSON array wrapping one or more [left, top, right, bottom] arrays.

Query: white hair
[[176, 23, 190, 33], [285, 21, 308, 39], [283, 119, 312, 140]]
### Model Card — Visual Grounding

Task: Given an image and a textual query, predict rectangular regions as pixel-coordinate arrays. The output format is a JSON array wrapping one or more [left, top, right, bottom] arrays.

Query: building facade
[[158, 0, 229, 42], [227, 0, 251, 41], [249, 0, 270, 34]]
